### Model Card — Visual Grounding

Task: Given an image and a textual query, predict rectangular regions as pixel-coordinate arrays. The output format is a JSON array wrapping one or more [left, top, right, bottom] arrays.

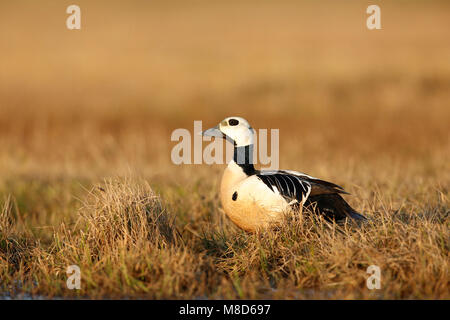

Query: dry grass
[[0, 0, 449, 299], [0, 178, 448, 299]]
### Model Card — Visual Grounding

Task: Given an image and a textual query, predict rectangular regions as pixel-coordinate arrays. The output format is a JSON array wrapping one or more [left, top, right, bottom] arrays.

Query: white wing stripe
[[256, 172, 312, 205]]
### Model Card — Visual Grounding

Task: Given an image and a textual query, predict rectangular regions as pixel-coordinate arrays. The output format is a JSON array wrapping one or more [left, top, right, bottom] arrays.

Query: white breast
[[234, 176, 290, 214], [220, 162, 291, 231]]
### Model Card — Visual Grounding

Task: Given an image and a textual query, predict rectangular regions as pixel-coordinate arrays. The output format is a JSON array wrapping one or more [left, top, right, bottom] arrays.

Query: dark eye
[[229, 119, 239, 126]]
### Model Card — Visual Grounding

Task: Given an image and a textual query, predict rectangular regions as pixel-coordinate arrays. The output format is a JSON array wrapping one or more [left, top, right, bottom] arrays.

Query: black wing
[[257, 170, 349, 203], [257, 170, 366, 222], [275, 170, 348, 195], [256, 172, 311, 205]]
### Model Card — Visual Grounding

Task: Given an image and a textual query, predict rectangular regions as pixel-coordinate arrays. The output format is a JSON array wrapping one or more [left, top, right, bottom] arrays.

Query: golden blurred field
[[0, 0, 448, 299]]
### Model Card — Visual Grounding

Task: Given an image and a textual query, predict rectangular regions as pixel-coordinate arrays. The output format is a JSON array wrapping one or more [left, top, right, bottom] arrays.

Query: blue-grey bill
[[201, 126, 224, 138]]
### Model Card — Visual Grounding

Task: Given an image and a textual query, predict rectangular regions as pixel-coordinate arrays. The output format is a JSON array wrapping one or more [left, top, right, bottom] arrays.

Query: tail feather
[[304, 193, 367, 223]]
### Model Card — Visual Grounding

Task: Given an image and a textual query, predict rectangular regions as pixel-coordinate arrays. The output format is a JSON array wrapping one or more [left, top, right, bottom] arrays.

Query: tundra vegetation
[[0, 1, 448, 299]]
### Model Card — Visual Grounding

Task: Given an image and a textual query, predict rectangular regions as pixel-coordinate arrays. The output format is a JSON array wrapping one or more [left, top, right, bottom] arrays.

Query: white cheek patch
[[222, 126, 254, 147]]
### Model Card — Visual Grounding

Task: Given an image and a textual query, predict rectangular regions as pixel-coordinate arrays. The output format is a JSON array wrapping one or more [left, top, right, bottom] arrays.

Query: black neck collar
[[233, 145, 256, 176]]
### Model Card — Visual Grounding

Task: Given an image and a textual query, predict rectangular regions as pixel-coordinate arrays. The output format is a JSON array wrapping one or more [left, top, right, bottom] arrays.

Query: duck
[[202, 116, 366, 232]]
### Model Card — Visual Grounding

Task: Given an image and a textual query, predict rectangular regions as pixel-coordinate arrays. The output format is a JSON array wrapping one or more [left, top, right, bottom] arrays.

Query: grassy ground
[[0, 0, 449, 299]]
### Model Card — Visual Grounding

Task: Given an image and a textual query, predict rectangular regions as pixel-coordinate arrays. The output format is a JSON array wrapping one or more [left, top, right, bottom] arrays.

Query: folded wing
[[257, 170, 348, 201], [256, 170, 366, 222], [256, 171, 312, 205]]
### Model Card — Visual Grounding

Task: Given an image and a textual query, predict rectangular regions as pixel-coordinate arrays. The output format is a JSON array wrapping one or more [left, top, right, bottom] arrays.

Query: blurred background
[[1, 1, 448, 299], [0, 0, 448, 194]]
